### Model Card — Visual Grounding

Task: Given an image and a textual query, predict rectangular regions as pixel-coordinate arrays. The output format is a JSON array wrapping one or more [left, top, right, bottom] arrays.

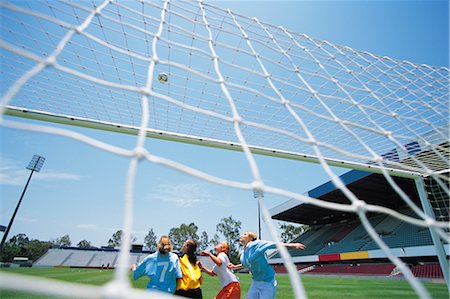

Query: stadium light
[[253, 190, 264, 239], [0, 155, 45, 252]]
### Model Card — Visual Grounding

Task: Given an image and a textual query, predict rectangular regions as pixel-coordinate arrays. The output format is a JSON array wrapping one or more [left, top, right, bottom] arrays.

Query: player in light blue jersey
[[131, 235, 182, 294], [228, 231, 305, 299]]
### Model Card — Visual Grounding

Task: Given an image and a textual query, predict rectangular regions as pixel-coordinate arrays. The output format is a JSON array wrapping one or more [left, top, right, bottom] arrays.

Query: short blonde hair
[[245, 231, 258, 241], [157, 235, 173, 254]]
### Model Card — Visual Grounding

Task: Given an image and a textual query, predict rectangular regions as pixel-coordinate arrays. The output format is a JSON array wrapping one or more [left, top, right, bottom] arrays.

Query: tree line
[[0, 216, 309, 264]]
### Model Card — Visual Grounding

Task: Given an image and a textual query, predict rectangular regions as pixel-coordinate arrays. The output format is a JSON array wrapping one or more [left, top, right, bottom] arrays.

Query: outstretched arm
[[283, 242, 305, 250], [200, 250, 222, 266], [227, 263, 244, 271]]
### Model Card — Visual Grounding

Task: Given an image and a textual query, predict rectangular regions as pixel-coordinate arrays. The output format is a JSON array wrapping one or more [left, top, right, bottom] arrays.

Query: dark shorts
[[174, 288, 203, 298]]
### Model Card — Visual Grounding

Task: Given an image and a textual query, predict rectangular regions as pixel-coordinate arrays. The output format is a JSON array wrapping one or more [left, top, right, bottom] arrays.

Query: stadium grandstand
[[33, 246, 147, 269], [269, 169, 449, 281], [33, 246, 217, 272]]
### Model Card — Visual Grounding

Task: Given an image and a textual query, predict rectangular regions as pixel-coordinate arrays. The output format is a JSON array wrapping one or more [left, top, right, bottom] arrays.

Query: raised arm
[[200, 250, 222, 266]]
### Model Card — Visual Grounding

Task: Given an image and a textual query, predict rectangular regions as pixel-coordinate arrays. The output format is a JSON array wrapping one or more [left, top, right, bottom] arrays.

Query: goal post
[[1, 0, 449, 298], [414, 177, 449, 285]]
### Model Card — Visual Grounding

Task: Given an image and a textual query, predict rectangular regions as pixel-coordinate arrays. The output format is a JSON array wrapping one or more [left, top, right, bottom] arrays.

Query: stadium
[[0, 0, 449, 298], [268, 169, 449, 280]]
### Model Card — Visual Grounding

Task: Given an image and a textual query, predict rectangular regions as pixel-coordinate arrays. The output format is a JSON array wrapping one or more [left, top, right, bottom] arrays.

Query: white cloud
[[0, 156, 83, 186], [146, 183, 211, 207], [37, 171, 83, 181], [0, 158, 29, 186]]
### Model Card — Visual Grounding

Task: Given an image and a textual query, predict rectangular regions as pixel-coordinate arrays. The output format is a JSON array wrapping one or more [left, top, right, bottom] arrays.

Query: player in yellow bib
[[175, 239, 203, 298]]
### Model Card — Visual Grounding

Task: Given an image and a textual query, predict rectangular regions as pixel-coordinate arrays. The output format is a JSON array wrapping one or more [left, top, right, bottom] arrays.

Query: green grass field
[[0, 267, 448, 298]]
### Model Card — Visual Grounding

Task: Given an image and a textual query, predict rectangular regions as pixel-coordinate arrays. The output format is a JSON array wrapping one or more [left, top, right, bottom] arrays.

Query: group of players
[[131, 231, 305, 299]]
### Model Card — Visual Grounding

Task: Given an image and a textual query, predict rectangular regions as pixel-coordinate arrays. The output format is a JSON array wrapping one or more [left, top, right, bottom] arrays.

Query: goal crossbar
[[4, 106, 425, 179]]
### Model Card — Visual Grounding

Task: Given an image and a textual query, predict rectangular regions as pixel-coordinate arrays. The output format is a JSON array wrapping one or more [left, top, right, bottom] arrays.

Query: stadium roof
[[270, 170, 422, 225]]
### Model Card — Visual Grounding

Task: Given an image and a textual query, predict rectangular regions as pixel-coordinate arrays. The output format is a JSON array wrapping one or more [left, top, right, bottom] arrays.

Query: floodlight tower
[[0, 155, 45, 252]]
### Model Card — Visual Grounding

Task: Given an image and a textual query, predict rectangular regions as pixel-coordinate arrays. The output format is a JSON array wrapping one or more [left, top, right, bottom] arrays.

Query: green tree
[[7, 233, 30, 259], [52, 234, 71, 247], [144, 228, 157, 252], [210, 233, 219, 246], [279, 223, 310, 242], [0, 234, 51, 262], [199, 231, 209, 251], [107, 230, 137, 248], [27, 239, 52, 261], [0, 236, 22, 262], [108, 230, 122, 247], [9, 233, 29, 247], [168, 223, 199, 250], [77, 240, 92, 248], [214, 216, 242, 264]]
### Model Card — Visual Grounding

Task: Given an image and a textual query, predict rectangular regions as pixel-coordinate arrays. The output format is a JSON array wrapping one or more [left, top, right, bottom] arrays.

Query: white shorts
[[246, 279, 277, 299]]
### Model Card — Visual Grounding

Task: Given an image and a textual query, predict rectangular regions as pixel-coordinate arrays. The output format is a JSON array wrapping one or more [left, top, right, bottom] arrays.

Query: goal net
[[0, 0, 448, 298]]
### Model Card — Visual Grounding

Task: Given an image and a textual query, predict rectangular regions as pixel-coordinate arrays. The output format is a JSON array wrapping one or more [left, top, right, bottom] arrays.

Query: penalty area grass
[[0, 267, 448, 298]]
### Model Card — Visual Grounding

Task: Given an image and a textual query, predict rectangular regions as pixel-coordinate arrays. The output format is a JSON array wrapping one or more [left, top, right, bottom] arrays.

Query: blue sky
[[1, 0, 448, 248]]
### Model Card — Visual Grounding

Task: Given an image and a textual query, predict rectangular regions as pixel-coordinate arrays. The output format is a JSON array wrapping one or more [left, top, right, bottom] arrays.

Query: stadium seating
[[286, 222, 361, 257], [61, 251, 96, 267], [328, 222, 360, 242], [317, 239, 368, 255], [34, 249, 77, 266], [281, 209, 436, 257], [34, 248, 150, 268], [315, 216, 386, 255], [306, 263, 395, 276], [268, 205, 447, 283], [406, 263, 444, 279], [360, 211, 434, 251], [88, 251, 117, 268], [34, 247, 215, 269]]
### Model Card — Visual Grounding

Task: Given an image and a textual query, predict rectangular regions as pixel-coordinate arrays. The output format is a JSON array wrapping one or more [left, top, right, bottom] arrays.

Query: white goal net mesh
[[0, 0, 448, 298]]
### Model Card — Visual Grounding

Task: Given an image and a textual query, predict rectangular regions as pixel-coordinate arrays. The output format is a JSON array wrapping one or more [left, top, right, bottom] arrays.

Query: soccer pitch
[[0, 268, 448, 298]]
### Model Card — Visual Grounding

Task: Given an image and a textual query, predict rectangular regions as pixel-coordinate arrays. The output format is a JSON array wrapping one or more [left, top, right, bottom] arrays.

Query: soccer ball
[[158, 72, 168, 83]]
